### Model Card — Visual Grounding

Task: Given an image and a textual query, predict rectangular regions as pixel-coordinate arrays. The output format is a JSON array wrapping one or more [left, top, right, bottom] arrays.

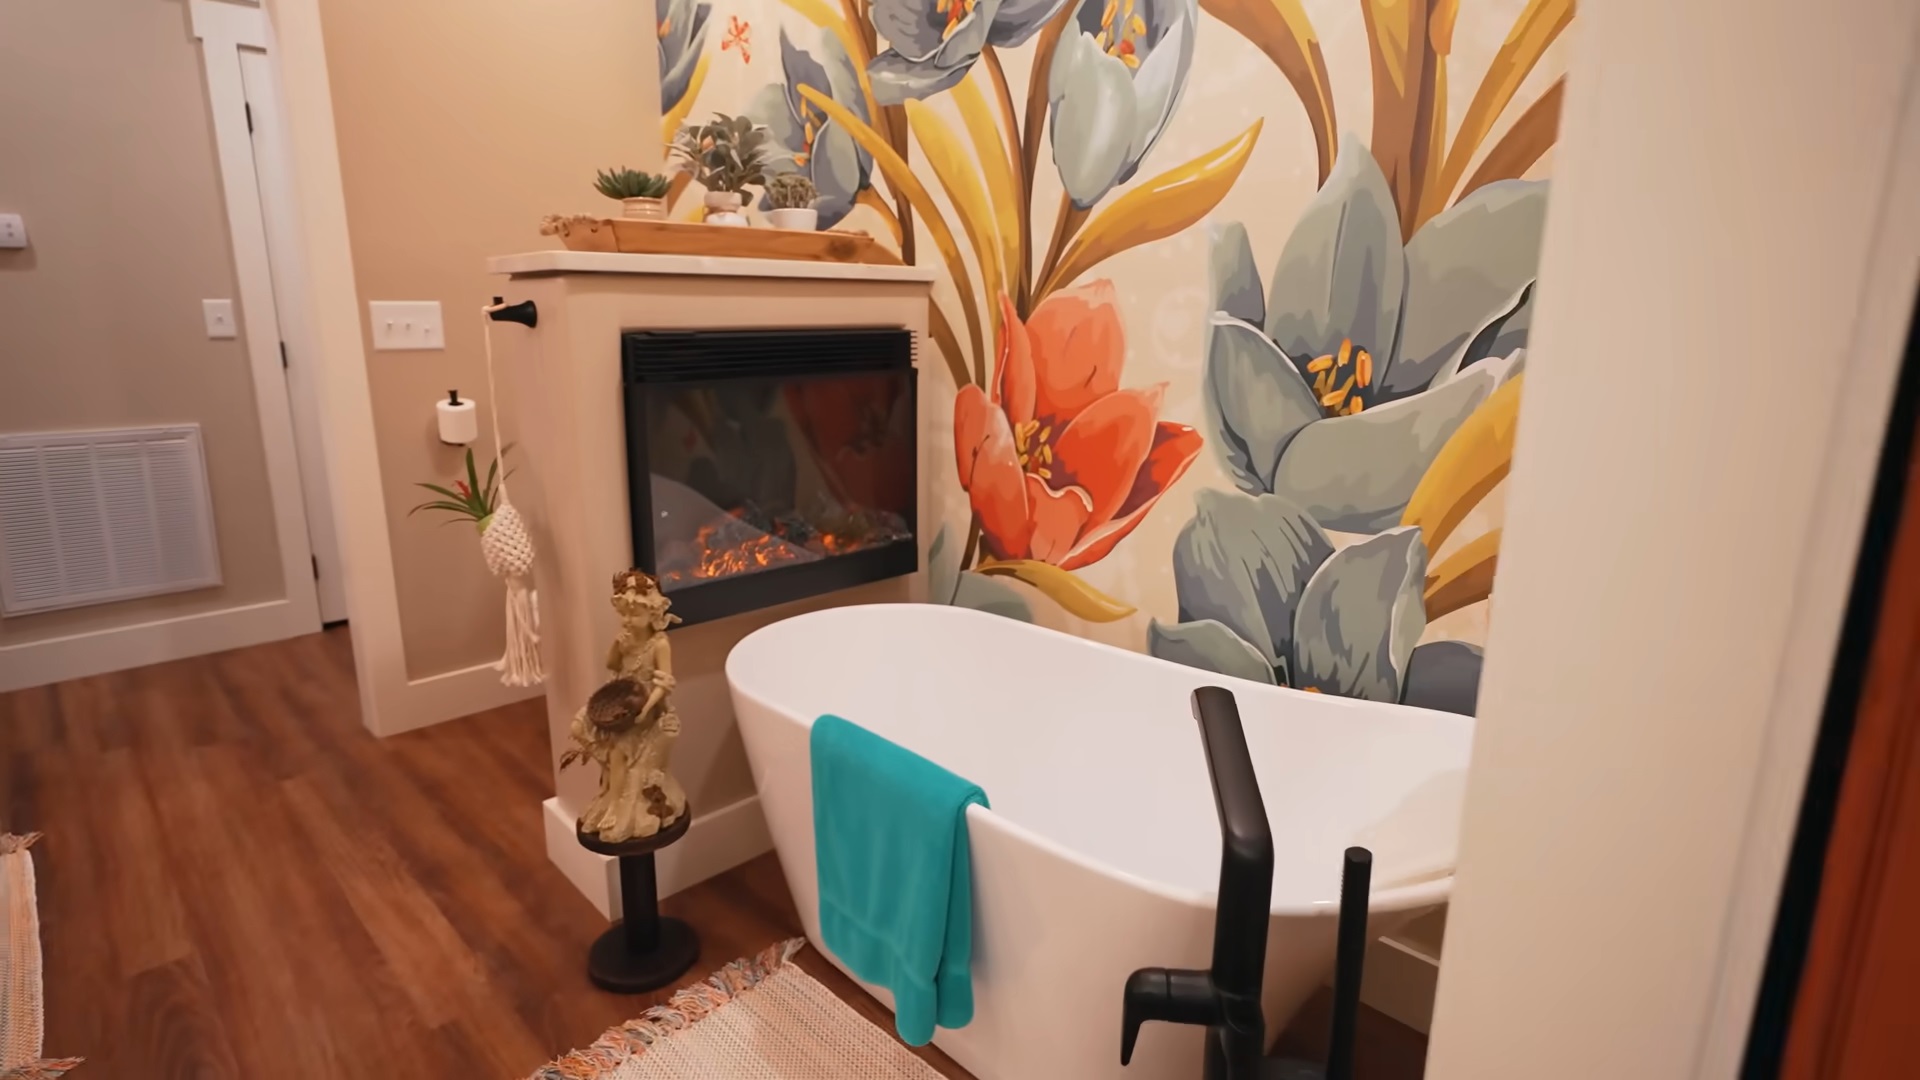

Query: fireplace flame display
[[623, 326, 918, 624], [657, 505, 910, 590]]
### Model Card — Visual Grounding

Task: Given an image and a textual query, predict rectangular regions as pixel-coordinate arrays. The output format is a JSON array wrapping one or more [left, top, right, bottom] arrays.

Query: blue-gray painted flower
[[1205, 140, 1547, 533], [866, 0, 1073, 104], [1046, 0, 1196, 209], [1147, 488, 1482, 714], [749, 30, 872, 228], [657, 0, 712, 115]]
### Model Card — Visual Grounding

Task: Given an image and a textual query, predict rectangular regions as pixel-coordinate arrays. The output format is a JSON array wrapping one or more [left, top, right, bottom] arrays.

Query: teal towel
[[811, 714, 988, 1046]]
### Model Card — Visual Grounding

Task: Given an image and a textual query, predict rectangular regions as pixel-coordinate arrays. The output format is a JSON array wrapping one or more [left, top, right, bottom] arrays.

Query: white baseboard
[[543, 794, 774, 920], [371, 659, 543, 736], [0, 597, 314, 693]]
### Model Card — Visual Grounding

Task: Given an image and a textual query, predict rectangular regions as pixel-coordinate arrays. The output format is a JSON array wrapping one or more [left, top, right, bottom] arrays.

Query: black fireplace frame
[[620, 327, 918, 628]]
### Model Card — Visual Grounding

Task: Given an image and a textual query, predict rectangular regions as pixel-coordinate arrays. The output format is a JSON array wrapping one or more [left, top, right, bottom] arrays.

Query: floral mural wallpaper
[[657, 0, 1572, 715]]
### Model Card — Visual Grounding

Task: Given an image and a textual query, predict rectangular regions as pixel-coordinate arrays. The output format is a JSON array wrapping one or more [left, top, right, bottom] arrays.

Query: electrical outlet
[[203, 299, 237, 339], [0, 213, 26, 249], [369, 301, 445, 351]]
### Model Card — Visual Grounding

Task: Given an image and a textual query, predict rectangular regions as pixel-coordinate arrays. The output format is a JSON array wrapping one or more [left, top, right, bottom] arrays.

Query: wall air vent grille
[[0, 425, 222, 615]]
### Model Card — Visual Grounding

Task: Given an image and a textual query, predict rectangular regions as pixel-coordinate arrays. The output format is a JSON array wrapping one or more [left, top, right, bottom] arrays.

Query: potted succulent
[[671, 113, 773, 227], [593, 167, 672, 220], [764, 174, 820, 231]]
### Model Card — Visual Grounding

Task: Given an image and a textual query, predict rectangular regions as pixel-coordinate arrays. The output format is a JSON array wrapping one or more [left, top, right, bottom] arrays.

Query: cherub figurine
[[560, 570, 687, 842]]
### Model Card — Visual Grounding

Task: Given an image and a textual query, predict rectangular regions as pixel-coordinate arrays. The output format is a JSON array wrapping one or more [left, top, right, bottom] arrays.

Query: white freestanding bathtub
[[726, 604, 1471, 1080]]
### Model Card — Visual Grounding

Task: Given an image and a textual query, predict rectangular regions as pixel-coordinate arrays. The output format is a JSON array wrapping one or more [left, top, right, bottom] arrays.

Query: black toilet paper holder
[[487, 296, 537, 328]]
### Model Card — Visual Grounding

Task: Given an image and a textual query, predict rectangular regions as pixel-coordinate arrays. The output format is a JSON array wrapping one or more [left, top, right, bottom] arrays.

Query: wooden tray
[[539, 214, 903, 266]]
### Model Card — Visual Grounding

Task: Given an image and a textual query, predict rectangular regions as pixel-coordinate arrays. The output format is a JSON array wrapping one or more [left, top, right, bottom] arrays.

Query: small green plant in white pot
[[764, 174, 820, 231], [671, 113, 772, 226], [594, 167, 672, 220]]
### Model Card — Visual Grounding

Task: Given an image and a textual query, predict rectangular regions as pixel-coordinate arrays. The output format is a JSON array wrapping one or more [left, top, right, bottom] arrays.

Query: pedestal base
[[587, 915, 700, 994], [576, 808, 697, 995]]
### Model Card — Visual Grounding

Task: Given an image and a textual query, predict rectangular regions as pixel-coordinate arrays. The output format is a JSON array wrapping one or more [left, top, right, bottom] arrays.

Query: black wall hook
[[488, 297, 537, 328]]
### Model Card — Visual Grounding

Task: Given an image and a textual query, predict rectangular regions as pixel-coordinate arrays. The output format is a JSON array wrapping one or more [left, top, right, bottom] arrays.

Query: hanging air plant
[[411, 447, 509, 534]]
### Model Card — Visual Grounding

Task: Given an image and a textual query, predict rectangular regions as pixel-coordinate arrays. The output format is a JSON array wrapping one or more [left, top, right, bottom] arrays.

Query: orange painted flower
[[954, 281, 1203, 569]]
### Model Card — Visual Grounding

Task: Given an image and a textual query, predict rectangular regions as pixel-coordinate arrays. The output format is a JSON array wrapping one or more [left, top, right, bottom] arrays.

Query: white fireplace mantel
[[487, 248, 939, 284]]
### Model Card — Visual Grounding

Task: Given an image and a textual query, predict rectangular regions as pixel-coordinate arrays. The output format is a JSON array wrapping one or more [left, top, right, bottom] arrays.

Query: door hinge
[[311, 555, 320, 580], [280, 341, 289, 369], [245, 102, 254, 133]]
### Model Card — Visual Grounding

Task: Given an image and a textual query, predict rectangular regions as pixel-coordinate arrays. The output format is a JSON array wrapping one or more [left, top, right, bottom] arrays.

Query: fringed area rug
[[0, 834, 81, 1080], [530, 939, 949, 1079]]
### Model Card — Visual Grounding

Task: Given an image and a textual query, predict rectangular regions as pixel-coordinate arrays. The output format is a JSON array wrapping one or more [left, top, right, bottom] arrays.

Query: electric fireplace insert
[[621, 327, 917, 627]]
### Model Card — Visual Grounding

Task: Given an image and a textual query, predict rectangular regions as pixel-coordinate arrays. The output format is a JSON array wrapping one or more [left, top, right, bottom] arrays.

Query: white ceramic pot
[[768, 207, 820, 231], [703, 190, 747, 226], [620, 196, 667, 220]]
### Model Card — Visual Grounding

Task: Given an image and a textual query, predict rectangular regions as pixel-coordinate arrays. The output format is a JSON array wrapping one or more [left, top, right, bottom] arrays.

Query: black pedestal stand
[[577, 807, 699, 993]]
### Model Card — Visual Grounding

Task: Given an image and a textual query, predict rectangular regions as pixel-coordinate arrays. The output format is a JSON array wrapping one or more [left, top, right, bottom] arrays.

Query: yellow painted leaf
[[1200, 0, 1336, 184], [977, 560, 1137, 622], [952, 75, 1023, 307], [1034, 120, 1263, 304], [801, 86, 985, 383], [856, 186, 906, 246], [776, 0, 883, 122], [1425, 527, 1500, 620], [1402, 374, 1524, 554], [1434, 0, 1574, 208], [660, 52, 710, 147], [1459, 76, 1564, 200], [1429, 0, 1459, 53], [927, 298, 971, 390], [907, 99, 1002, 368]]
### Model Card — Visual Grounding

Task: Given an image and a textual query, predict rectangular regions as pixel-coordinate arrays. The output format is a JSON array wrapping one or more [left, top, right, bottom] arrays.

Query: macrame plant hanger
[[477, 302, 544, 686]]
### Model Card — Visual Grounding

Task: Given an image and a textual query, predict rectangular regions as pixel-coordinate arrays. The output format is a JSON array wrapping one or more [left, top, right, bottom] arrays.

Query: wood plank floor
[[0, 627, 1426, 1078]]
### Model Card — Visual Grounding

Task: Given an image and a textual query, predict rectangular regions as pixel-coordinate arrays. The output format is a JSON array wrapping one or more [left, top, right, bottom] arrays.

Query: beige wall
[[0, 0, 285, 646], [314, 0, 658, 680]]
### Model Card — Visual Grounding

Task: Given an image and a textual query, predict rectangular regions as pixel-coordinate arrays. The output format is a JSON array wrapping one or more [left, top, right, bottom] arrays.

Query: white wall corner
[[366, 661, 544, 737], [1360, 933, 1441, 1035], [542, 794, 774, 920]]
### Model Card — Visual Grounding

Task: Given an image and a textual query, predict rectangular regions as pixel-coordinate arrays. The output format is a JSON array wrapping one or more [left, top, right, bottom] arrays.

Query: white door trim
[[239, 47, 348, 624], [189, 0, 321, 646], [238, 0, 540, 734]]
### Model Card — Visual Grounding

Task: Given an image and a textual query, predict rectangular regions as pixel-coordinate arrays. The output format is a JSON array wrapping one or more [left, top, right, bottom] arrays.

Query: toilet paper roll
[[437, 396, 478, 445]]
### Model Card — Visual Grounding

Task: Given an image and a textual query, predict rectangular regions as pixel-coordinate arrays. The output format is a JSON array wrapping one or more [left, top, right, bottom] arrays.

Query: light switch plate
[[369, 301, 445, 351], [202, 299, 237, 339], [0, 213, 26, 249]]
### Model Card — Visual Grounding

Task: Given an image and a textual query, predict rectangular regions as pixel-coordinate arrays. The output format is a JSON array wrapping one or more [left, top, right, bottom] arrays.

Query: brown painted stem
[[1037, 192, 1087, 301], [1019, 7, 1074, 318]]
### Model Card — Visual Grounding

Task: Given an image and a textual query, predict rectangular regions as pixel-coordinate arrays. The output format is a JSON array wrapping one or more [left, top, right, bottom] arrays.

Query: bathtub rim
[[726, 605, 1462, 918]]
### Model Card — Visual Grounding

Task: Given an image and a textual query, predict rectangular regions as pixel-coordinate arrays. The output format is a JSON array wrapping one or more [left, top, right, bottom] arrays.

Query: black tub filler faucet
[[1120, 686, 1374, 1080]]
